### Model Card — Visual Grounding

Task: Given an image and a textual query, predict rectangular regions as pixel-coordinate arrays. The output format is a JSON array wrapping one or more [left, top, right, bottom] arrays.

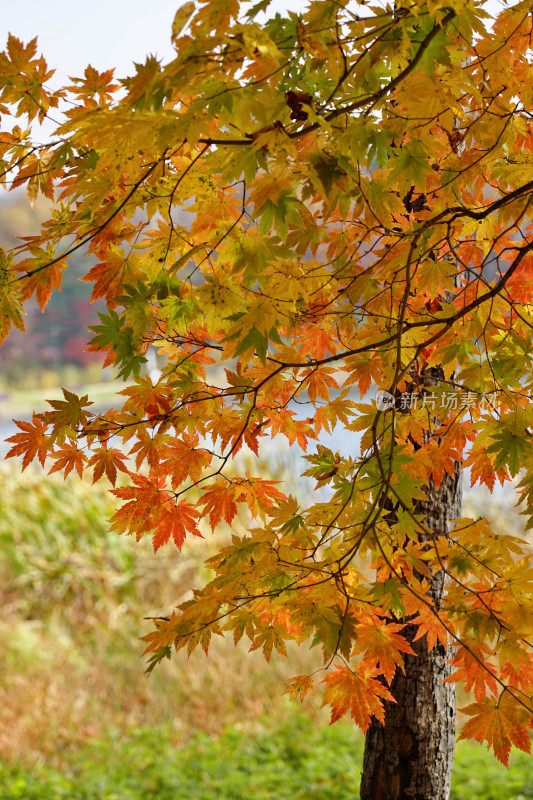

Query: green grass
[[0, 463, 325, 761], [0, 462, 531, 797], [0, 716, 532, 800]]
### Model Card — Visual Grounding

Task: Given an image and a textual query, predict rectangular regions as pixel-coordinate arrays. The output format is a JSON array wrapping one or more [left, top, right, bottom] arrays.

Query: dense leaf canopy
[[1, 0, 533, 764]]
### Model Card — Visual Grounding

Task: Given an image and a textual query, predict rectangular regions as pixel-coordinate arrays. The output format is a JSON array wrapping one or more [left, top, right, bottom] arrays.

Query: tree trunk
[[360, 396, 462, 800]]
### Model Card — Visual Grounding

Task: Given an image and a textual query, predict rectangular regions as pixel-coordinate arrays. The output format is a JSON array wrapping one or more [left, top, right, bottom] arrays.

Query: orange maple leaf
[[264, 408, 313, 451], [236, 474, 286, 517], [129, 430, 165, 470], [401, 588, 449, 651], [199, 475, 285, 529], [161, 436, 212, 488], [199, 481, 238, 529], [17, 258, 66, 311], [284, 673, 315, 702], [152, 502, 202, 551], [249, 622, 292, 662], [446, 642, 499, 701], [407, 604, 448, 651], [110, 473, 169, 538], [48, 443, 88, 478], [459, 692, 532, 766], [322, 664, 395, 732], [342, 354, 382, 398], [302, 327, 338, 360], [353, 618, 415, 684], [119, 376, 172, 417], [409, 438, 461, 490], [498, 640, 533, 693], [87, 447, 129, 486], [304, 366, 338, 404], [465, 447, 509, 492], [81, 251, 125, 304], [5, 414, 49, 469]]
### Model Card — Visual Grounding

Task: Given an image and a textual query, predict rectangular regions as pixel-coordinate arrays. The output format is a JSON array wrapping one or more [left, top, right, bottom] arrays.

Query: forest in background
[[0, 193, 104, 389]]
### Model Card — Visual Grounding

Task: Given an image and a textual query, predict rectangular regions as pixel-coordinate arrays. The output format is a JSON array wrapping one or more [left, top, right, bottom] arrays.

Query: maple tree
[[1, 0, 533, 796]]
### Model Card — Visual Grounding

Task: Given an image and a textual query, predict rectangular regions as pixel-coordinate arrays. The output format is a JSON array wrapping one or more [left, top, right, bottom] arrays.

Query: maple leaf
[[304, 366, 338, 404], [249, 622, 292, 662], [48, 443, 88, 478], [498, 640, 533, 693], [119, 376, 172, 417], [17, 256, 66, 311], [110, 474, 169, 539], [447, 643, 499, 702], [353, 618, 415, 684], [41, 388, 93, 433], [68, 65, 119, 105], [486, 429, 533, 479], [199, 481, 239, 529], [81, 247, 127, 304], [402, 595, 448, 651], [87, 447, 130, 486], [343, 355, 382, 398], [152, 502, 202, 552], [459, 693, 532, 766], [0, 280, 25, 343], [303, 444, 342, 484], [129, 430, 166, 470], [322, 665, 395, 733], [295, 325, 338, 360], [5, 414, 49, 469], [237, 474, 286, 517], [265, 408, 313, 451], [284, 673, 315, 703], [160, 437, 212, 488], [88, 310, 147, 380], [415, 439, 461, 489]]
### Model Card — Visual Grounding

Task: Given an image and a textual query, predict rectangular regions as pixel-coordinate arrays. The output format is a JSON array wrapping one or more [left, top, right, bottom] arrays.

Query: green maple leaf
[[486, 429, 533, 478], [388, 142, 433, 193], [89, 310, 147, 379]]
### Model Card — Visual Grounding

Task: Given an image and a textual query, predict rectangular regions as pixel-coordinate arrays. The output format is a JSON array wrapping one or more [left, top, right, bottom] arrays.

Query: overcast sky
[[2, 1, 504, 88], [2, 1, 183, 86], [1, 0, 301, 87]]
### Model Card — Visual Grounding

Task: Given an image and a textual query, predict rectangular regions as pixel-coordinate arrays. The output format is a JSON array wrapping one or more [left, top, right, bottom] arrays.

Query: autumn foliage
[[1, 0, 533, 767]]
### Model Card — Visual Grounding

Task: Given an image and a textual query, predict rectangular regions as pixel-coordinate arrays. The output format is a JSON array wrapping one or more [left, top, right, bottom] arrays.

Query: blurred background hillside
[[0, 193, 105, 391]]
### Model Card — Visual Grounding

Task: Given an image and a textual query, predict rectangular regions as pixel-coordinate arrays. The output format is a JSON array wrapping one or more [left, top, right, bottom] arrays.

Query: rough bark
[[360, 374, 462, 800]]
